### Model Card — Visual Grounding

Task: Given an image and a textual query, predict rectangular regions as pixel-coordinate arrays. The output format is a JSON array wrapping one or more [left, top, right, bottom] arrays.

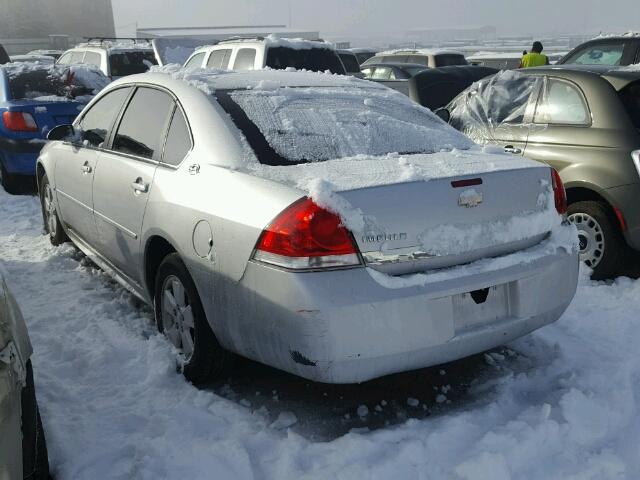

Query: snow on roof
[[198, 34, 334, 51], [593, 31, 640, 39], [378, 48, 465, 57], [74, 40, 154, 52], [3, 62, 109, 95]]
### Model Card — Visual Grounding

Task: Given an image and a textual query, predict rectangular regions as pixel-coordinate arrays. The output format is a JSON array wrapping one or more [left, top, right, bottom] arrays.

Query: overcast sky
[[112, 0, 640, 40]]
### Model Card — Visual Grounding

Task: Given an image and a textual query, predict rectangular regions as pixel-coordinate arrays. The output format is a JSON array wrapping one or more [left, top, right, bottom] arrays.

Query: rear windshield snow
[[265, 47, 345, 74], [221, 86, 474, 165], [6, 64, 108, 100], [109, 51, 157, 77]]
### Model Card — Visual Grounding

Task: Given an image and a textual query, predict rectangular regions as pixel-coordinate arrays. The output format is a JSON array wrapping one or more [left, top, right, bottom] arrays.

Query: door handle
[[131, 178, 149, 194], [503, 145, 522, 154], [81, 162, 92, 174]]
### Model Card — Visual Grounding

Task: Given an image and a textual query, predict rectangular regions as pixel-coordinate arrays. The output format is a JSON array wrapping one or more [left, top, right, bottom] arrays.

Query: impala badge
[[458, 189, 483, 208]]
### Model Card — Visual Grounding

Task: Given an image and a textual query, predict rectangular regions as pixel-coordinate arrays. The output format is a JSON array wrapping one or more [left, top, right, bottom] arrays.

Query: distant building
[[0, 0, 115, 54]]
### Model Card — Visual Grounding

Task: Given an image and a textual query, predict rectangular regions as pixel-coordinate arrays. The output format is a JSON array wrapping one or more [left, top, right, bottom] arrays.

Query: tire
[[39, 173, 68, 246], [0, 160, 21, 195], [568, 200, 626, 280], [21, 361, 50, 480], [154, 253, 232, 386]]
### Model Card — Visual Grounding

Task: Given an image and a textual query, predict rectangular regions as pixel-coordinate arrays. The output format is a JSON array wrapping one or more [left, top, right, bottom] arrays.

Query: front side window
[[564, 43, 625, 65], [78, 87, 132, 147], [162, 108, 192, 166], [371, 67, 392, 80], [112, 87, 174, 159], [233, 48, 257, 71], [184, 52, 205, 69], [217, 85, 473, 165], [83, 51, 102, 67], [534, 78, 590, 125], [361, 67, 373, 78]]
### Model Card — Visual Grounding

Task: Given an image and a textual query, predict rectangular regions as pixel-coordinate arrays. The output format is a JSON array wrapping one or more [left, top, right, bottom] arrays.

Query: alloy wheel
[[161, 275, 196, 361], [42, 183, 58, 238]]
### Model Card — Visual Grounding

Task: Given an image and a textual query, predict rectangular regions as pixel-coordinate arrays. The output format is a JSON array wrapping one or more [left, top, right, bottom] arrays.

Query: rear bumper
[[217, 247, 579, 383], [606, 183, 640, 251], [0, 138, 43, 174]]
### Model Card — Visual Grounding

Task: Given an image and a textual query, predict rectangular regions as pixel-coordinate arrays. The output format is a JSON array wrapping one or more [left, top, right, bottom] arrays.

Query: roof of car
[[522, 64, 640, 90], [361, 62, 428, 71], [377, 48, 465, 57], [111, 67, 387, 94], [194, 35, 334, 53]]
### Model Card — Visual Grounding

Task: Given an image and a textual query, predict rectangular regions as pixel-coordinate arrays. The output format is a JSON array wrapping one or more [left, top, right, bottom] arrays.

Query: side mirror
[[434, 108, 451, 123], [47, 124, 75, 141]]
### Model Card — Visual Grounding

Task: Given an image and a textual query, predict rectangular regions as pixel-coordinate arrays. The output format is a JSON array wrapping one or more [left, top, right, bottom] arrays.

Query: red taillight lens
[[254, 197, 361, 270], [551, 168, 567, 215], [2, 111, 38, 132]]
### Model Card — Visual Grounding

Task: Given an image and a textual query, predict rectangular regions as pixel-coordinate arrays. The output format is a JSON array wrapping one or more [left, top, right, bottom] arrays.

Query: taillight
[[253, 197, 361, 270], [550, 168, 567, 215], [2, 111, 38, 132]]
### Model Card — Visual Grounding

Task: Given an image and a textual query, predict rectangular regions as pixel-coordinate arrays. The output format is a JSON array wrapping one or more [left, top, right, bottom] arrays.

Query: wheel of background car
[[154, 253, 233, 386], [0, 161, 21, 195], [567, 201, 626, 280], [39, 173, 68, 246]]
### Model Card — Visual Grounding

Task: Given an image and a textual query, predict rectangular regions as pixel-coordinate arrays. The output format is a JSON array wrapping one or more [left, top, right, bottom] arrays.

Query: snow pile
[[1, 185, 640, 478], [263, 34, 334, 51]]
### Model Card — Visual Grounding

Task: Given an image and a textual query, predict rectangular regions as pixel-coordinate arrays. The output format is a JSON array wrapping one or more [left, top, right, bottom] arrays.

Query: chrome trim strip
[[56, 189, 93, 213], [93, 209, 138, 240]]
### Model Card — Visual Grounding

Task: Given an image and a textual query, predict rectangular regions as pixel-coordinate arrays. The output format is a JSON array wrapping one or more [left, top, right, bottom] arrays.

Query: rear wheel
[[39, 173, 68, 246], [568, 200, 625, 280], [154, 253, 232, 386]]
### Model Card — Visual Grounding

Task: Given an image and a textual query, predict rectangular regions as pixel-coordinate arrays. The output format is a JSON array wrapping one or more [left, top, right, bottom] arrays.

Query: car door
[[524, 76, 593, 170], [54, 87, 132, 246], [91, 86, 175, 283]]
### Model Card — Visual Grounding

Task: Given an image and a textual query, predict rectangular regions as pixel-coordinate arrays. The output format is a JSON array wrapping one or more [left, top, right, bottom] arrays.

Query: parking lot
[[2, 185, 640, 478]]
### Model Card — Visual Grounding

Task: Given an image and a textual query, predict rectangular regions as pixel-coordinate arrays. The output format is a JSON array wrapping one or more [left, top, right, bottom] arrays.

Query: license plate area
[[453, 284, 510, 331]]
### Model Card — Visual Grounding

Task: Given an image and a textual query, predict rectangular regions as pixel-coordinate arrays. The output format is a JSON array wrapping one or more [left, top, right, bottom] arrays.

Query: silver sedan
[[37, 69, 579, 384]]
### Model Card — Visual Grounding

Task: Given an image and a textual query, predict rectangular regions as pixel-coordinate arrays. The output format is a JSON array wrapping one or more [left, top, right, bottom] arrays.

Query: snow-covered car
[[9, 55, 55, 65], [26, 50, 64, 61], [183, 35, 346, 74], [37, 68, 578, 385], [0, 266, 49, 479], [0, 63, 109, 193], [56, 39, 157, 80]]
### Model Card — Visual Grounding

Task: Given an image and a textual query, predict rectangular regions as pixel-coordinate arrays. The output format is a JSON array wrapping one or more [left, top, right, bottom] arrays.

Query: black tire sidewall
[[39, 174, 66, 246], [154, 253, 229, 386], [568, 200, 625, 280]]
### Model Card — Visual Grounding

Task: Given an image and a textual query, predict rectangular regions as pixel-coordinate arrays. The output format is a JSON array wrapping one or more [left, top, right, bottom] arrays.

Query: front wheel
[[154, 253, 232, 386], [568, 201, 625, 280], [39, 173, 68, 246]]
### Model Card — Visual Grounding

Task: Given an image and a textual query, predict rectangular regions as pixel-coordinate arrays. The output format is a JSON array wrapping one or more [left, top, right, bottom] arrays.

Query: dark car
[[559, 35, 640, 66], [337, 50, 363, 77], [443, 66, 640, 279], [361, 63, 429, 95]]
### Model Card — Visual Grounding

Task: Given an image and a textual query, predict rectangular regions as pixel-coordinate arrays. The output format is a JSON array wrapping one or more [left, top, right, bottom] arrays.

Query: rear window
[[217, 86, 472, 165], [339, 53, 360, 73], [355, 52, 375, 64], [619, 82, 640, 129], [265, 47, 345, 74], [435, 54, 468, 67], [7, 65, 108, 100], [109, 51, 157, 77]]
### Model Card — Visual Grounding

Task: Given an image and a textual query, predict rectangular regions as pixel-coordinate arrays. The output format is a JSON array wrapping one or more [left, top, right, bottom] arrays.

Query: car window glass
[[383, 55, 410, 64], [57, 52, 72, 64], [233, 48, 257, 70], [339, 53, 360, 73], [535, 79, 589, 125], [185, 52, 205, 68], [435, 54, 468, 67], [70, 51, 85, 64], [84, 51, 101, 67], [112, 87, 174, 159], [619, 81, 640, 129], [78, 87, 132, 147], [388, 69, 397, 80], [565, 44, 625, 65], [635, 48, 640, 65], [361, 67, 373, 78], [162, 108, 192, 166], [207, 49, 231, 69], [371, 67, 391, 80], [109, 51, 157, 77]]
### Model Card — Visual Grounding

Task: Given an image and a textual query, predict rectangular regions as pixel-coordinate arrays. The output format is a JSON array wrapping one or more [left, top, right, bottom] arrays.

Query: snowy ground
[[2, 186, 640, 479]]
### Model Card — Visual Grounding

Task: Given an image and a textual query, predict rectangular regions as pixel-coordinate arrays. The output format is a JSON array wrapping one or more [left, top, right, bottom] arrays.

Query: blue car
[[0, 63, 108, 193]]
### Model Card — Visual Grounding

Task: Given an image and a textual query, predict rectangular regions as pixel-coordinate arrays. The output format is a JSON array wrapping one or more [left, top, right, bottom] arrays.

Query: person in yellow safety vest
[[519, 41, 550, 68]]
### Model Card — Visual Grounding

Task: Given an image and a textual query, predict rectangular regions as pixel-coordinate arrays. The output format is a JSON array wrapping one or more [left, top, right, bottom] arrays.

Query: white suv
[[183, 35, 346, 74], [57, 39, 157, 80]]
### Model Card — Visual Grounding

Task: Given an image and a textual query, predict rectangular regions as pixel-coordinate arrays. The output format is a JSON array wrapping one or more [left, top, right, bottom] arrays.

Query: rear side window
[[70, 51, 85, 64], [619, 82, 640, 129], [78, 87, 132, 147], [564, 43, 625, 65], [207, 49, 232, 69], [185, 52, 205, 68], [233, 48, 257, 71], [162, 108, 192, 165], [109, 51, 157, 77], [84, 51, 102, 67], [112, 87, 174, 159], [435, 54, 468, 67], [534, 78, 590, 125], [265, 47, 345, 74], [57, 52, 72, 65]]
